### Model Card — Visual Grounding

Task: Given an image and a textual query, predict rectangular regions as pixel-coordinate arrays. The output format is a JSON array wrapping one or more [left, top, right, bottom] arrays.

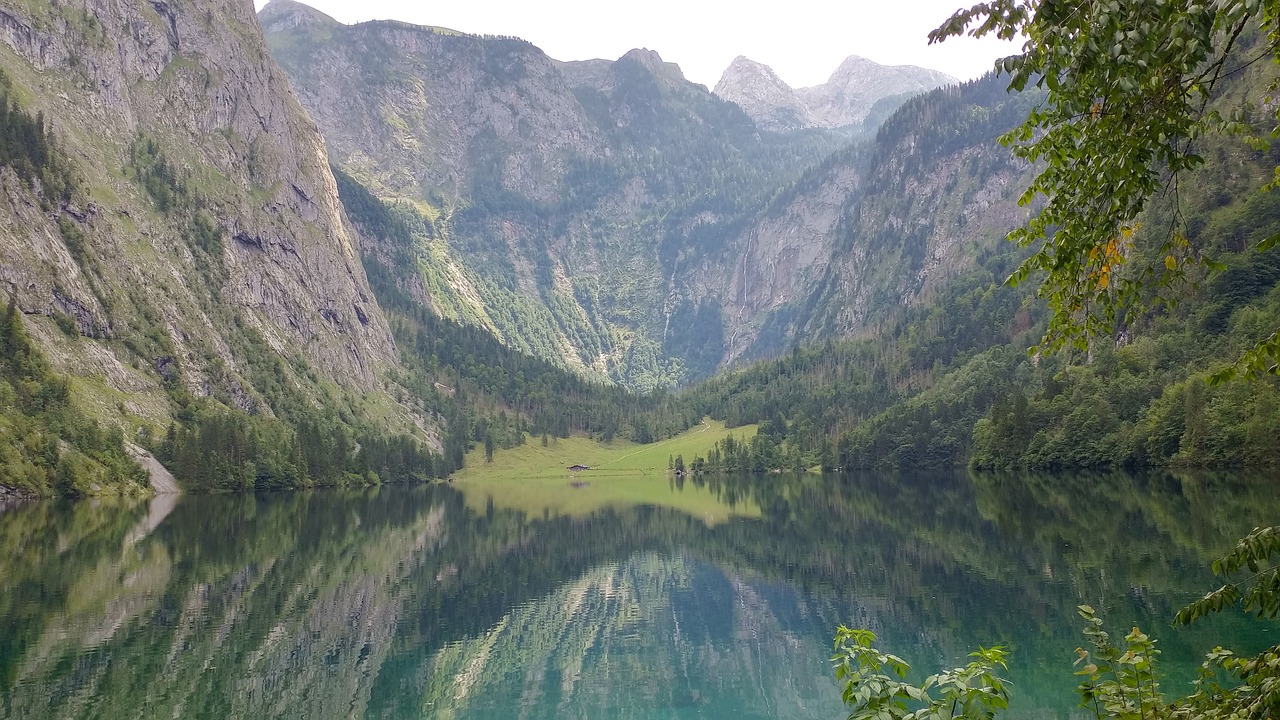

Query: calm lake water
[[1, 470, 1275, 719]]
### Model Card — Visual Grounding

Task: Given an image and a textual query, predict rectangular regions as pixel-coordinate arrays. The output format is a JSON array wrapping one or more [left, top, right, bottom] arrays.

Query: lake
[[1, 470, 1275, 719]]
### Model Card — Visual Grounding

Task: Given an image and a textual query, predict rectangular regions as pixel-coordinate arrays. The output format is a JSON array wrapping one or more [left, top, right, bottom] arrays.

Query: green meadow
[[452, 419, 759, 524]]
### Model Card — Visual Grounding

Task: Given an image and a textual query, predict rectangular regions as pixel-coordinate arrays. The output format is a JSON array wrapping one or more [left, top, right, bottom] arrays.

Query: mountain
[[260, 1, 1004, 388], [261, 0, 845, 389], [8, 0, 1268, 495], [0, 0, 396, 384], [0, 0, 439, 492], [713, 54, 958, 132], [709, 56, 813, 131]]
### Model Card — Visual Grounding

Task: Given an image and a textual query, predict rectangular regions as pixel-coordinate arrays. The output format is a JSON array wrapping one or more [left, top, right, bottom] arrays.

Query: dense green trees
[[0, 69, 74, 208], [154, 404, 442, 490], [0, 299, 147, 494], [931, 0, 1280, 376]]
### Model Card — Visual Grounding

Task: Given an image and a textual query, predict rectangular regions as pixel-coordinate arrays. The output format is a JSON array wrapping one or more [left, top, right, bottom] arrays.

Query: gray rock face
[[714, 54, 958, 131], [711, 56, 813, 131], [0, 0, 397, 407], [262, 1, 609, 205], [717, 161, 863, 361], [263, 3, 843, 388]]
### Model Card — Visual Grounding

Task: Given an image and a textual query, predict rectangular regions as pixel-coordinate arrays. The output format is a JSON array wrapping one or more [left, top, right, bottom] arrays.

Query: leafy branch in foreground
[[929, 0, 1280, 377], [1070, 527, 1280, 720], [1176, 526, 1280, 625], [832, 626, 1010, 720], [835, 525, 1280, 720], [1073, 605, 1163, 720]]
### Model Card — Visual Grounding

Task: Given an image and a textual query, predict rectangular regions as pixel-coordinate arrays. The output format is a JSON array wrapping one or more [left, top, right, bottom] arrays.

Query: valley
[[1, 1, 1279, 719], [0, 0, 1276, 495]]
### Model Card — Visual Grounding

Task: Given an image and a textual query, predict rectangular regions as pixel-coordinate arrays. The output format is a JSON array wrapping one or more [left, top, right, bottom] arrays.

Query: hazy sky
[[255, 0, 1019, 89]]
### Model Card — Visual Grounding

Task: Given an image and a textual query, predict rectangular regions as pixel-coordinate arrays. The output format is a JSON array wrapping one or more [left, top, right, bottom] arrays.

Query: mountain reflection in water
[[0, 470, 1275, 719]]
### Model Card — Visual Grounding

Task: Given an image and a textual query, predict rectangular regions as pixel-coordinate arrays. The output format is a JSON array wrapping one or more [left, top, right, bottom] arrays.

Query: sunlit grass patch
[[453, 419, 759, 523]]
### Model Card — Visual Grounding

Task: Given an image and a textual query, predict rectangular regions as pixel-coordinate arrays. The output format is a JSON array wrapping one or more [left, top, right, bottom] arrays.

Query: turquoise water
[[0, 470, 1275, 719]]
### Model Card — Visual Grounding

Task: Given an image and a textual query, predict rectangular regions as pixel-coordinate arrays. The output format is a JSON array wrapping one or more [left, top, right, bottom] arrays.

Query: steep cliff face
[[713, 54, 957, 132], [0, 0, 401, 432], [695, 76, 1036, 363], [786, 78, 1037, 352], [263, 1, 843, 388], [714, 158, 864, 361], [259, 0, 609, 205]]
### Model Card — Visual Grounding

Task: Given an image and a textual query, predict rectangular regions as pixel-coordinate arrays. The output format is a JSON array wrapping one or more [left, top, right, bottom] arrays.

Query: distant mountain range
[[713, 55, 958, 132]]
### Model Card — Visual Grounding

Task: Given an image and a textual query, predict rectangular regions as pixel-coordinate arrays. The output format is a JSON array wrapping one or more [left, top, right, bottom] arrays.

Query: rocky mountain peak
[[719, 55, 776, 79], [714, 54, 957, 132], [712, 56, 812, 131], [619, 48, 686, 82], [800, 55, 958, 128], [257, 0, 340, 33], [821, 54, 957, 98], [825, 54, 880, 83]]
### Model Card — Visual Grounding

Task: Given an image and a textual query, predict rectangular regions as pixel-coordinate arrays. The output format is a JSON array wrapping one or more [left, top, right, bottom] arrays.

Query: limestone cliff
[[683, 76, 1035, 363], [0, 0, 402, 434]]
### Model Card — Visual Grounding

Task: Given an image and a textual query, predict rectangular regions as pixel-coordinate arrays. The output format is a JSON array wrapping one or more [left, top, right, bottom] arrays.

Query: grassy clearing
[[453, 419, 759, 524]]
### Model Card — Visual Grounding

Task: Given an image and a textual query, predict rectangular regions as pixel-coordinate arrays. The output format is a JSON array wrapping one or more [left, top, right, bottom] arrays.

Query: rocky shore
[[0, 484, 36, 513]]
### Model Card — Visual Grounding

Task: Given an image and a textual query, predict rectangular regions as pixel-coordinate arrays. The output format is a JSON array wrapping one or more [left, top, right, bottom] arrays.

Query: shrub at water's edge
[[835, 527, 1280, 720]]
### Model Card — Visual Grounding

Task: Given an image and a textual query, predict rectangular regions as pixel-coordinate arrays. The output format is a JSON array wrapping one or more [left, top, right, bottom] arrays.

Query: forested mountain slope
[[0, 0, 440, 492], [261, 0, 843, 388], [259, 2, 973, 388], [705, 73, 1038, 365], [682, 49, 1280, 472]]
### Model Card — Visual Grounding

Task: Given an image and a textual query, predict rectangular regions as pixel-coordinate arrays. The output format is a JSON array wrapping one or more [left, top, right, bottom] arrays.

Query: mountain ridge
[[260, 1, 1032, 388], [714, 53, 958, 132], [261, 5, 846, 388]]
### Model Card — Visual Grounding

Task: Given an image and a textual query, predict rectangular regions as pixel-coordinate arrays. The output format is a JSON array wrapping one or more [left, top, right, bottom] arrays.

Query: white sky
[[255, 0, 1019, 89]]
